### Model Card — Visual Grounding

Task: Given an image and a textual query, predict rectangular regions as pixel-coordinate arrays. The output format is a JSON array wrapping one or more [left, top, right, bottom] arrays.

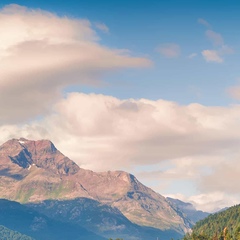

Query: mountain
[[0, 138, 191, 238], [167, 197, 209, 225], [27, 198, 182, 240], [184, 204, 240, 240], [0, 225, 34, 240], [0, 198, 106, 240]]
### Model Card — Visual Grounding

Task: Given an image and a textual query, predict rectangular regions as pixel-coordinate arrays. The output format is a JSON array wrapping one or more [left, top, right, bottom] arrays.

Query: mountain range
[[0, 198, 105, 240], [0, 138, 208, 239], [167, 197, 209, 225]]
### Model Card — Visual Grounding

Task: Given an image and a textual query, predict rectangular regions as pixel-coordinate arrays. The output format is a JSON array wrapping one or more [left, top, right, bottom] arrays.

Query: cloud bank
[[1, 93, 240, 211], [0, 4, 151, 124]]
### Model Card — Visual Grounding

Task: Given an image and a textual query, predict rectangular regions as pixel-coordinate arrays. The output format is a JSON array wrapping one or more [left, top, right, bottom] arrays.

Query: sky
[[0, 0, 240, 212]]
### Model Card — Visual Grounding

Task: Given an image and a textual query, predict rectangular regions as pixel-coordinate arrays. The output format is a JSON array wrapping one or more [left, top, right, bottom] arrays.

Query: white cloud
[[199, 160, 240, 195], [137, 153, 240, 211], [199, 19, 233, 63], [2, 92, 240, 170], [0, 4, 151, 124], [95, 22, 109, 33], [202, 50, 223, 63], [156, 43, 181, 58], [201, 46, 233, 63], [189, 192, 239, 212], [167, 192, 239, 212]]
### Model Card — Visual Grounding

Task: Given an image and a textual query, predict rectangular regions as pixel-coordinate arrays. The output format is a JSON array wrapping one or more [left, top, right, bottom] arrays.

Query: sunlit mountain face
[[0, 1, 240, 239]]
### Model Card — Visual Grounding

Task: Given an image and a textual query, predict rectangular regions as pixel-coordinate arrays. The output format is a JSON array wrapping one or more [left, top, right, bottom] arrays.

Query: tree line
[[0, 225, 34, 240], [183, 204, 240, 240]]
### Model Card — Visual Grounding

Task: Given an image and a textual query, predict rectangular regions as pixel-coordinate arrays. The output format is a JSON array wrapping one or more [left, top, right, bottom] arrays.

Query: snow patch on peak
[[122, 174, 129, 182], [18, 138, 28, 145]]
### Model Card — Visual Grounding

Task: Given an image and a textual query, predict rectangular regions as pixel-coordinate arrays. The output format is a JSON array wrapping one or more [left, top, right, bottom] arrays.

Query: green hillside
[[183, 204, 240, 240], [0, 225, 34, 240]]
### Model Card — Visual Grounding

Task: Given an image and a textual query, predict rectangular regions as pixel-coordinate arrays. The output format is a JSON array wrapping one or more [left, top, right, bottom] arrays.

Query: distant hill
[[26, 198, 182, 240], [0, 225, 34, 240], [167, 197, 209, 225], [184, 204, 240, 240], [0, 199, 106, 240]]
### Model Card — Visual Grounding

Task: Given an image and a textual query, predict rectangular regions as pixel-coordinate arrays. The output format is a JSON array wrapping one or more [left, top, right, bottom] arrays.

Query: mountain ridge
[[0, 138, 191, 237], [167, 197, 209, 225], [0, 198, 106, 240], [26, 197, 182, 240]]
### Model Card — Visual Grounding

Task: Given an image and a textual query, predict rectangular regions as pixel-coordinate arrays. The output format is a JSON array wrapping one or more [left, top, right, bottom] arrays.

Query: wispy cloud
[[188, 53, 197, 59], [198, 18, 211, 28], [94, 22, 109, 33], [198, 19, 233, 63], [226, 85, 240, 100], [156, 43, 181, 58], [205, 30, 224, 46], [219, 45, 234, 55], [202, 50, 223, 63]]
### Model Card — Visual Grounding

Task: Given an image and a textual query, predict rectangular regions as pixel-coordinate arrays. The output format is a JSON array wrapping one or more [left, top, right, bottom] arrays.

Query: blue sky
[[58, 0, 237, 105], [0, 0, 240, 211], [1, 0, 239, 105]]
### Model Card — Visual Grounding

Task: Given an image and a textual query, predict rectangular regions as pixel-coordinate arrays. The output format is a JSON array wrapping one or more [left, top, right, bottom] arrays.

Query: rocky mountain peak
[[0, 138, 192, 235], [0, 138, 80, 176]]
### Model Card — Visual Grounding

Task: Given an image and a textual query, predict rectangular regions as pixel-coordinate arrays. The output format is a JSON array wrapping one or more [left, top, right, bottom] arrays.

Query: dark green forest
[[183, 204, 240, 240], [0, 225, 34, 240]]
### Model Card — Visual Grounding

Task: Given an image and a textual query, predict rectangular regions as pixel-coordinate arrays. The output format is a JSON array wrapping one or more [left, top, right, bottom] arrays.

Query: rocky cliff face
[[0, 138, 191, 234]]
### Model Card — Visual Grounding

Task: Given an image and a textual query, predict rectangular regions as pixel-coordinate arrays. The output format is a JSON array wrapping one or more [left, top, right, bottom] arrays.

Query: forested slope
[[184, 204, 240, 240], [0, 225, 34, 240]]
